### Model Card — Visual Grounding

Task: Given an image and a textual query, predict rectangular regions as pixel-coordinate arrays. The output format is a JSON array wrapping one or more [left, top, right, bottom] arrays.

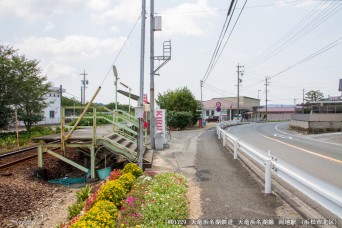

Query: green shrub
[[76, 185, 92, 202], [67, 201, 84, 220], [122, 163, 143, 178], [167, 111, 193, 129], [141, 173, 189, 227], [97, 180, 127, 207], [70, 200, 118, 228], [67, 185, 92, 220], [118, 173, 136, 191]]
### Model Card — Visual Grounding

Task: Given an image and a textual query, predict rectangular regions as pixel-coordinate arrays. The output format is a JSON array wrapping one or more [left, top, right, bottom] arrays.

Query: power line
[[208, 0, 248, 78], [270, 37, 342, 78], [203, 0, 249, 83], [100, 16, 141, 87], [202, 0, 237, 83], [242, 37, 342, 90], [203, 82, 236, 95], [156, 0, 303, 15], [248, 0, 342, 69]]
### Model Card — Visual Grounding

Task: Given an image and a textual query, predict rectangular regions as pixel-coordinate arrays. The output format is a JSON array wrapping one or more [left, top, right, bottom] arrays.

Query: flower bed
[[59, 164, 189, 228]]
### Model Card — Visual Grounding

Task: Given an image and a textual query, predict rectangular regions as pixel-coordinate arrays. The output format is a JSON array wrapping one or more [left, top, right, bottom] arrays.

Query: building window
[[211, 110, 215, 116], [206, 110, 209, 116], [49, 111, 55, 118]]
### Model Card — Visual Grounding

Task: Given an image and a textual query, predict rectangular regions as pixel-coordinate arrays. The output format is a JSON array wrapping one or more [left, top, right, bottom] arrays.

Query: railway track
[[0, 141, 60, 170]]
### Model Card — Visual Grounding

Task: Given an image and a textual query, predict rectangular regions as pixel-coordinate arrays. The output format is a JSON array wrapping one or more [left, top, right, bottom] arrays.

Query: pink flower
[[132, 214, 135, 217], [137, 214, 141, 217]]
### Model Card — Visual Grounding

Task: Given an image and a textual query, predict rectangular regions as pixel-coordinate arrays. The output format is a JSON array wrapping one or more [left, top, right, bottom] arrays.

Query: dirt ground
[[0, 124, 213, 227]]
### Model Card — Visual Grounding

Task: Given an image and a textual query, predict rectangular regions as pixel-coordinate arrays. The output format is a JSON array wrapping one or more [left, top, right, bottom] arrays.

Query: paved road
[[226, 122, 342, 189]]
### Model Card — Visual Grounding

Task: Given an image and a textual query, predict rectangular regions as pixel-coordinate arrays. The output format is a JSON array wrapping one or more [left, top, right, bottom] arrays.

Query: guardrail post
[[223, 135, 226, 146], [234, 139, 238, 159], [218, 130, 221, 140], [265, 150, 272, 194]]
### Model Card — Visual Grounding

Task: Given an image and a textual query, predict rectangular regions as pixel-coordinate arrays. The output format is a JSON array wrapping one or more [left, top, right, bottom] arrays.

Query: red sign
[[216, 102, 221, 107], [143, 94, 148, 104], [216, 107, 221, 112]]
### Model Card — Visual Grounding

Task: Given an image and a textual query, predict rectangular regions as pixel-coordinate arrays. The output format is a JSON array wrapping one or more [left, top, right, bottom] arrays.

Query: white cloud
[[0, 0, 113, 20], [86, 0, 111, 11], [16, 35, 126, 82], [99, 0, 140, 23], [159, 0, 218, 37], [43, 21, 55, 32], [17, 35, 126, 62], [43, 61, 79, 80], [0, 0, 83, 20]]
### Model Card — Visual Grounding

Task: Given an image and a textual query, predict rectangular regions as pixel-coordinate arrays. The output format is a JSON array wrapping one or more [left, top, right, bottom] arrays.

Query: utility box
[[134, 106, 144, 119], [154, 16, 162, 31], [154, 131, 164, 150]]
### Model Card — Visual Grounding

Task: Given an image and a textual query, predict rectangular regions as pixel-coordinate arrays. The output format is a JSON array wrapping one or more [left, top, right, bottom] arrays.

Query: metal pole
[[129, 88, 131, 113], [150, 0, 155, 149], [138, 0, 146, 169], [265, 151, 272, 194], [234, 139, 238, 159], [237, 63, 240, 116]]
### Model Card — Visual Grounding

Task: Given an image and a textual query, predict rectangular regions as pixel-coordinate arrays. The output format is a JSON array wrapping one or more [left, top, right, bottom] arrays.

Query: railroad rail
[[0, 141, 60, 170]]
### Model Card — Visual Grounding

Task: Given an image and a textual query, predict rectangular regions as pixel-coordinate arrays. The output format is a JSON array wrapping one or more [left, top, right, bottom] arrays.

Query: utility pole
[[237, 63, 244, 117], [258, 89, 261, 100], [302, 88, 305, 114], [138, 0, 146, 169], [60, 85, 63, 124], [112, 65, 119, 111], [150, 0, 155, 149], [200, 80, 203, 119], [265, 77, 271, 121], [81, 86, 83, 105], [149, 2, 168, 149], [80, 70, 88, 105]]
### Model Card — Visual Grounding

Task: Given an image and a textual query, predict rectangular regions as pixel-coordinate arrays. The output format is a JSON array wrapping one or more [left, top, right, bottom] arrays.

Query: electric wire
[[241, 37, 342, 91], [100, 16, 141, 87], [248, 0, 342, 69], [270, 37, 342, 78], [156, 0, 304, 15], [247, 0, 328, 68], [202, 0, 237, 83], [207, 0, 248, 78]]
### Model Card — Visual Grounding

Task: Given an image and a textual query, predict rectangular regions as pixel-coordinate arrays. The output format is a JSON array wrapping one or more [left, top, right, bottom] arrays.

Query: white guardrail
[[216, 121, 342, 218]]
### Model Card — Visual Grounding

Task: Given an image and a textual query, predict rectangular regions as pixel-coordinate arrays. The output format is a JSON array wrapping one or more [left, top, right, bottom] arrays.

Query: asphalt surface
[[151, 125, 303, 227], [196, 128, 287, 221], [226, 122, 342, 190]]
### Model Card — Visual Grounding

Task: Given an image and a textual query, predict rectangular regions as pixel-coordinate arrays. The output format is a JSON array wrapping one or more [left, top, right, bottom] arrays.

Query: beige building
[[202, 96, 260, 121]]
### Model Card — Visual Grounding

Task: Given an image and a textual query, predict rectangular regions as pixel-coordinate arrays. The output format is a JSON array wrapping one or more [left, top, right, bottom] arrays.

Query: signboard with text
[[155, 109, 166, 134]]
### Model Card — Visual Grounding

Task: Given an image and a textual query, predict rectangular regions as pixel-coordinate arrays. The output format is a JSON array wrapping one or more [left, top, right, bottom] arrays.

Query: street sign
[[216, 102, 222, 107], [216, 107, 221, 112]]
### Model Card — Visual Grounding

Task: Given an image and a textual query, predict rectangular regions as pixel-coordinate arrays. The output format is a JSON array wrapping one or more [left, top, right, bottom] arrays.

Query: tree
[[305, 90, 324, 102], [0, 44, 51, 131], [105, 102, 131, 113], [157, 87, 200, 126], [0, 45, 16, 128]]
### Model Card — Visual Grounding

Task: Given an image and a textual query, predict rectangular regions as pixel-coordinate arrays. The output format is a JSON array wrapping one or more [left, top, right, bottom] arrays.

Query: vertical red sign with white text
[[155, 109, 166, 134]]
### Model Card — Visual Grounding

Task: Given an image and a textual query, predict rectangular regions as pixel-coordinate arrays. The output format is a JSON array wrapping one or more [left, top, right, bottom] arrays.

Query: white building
[[38, 86, 65, 125]]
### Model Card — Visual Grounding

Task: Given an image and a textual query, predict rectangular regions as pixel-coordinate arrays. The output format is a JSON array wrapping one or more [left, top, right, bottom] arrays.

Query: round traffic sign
[[216, 107, 221, 112], [216, 102, 222, 107]]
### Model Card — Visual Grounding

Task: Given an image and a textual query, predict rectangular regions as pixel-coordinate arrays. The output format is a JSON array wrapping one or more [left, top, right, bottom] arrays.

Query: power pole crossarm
[[237, 63, 244, 117], [265, 77, 271, 121]]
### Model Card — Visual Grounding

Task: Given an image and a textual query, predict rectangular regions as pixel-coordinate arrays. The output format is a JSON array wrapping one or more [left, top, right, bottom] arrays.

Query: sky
[[1, 0, 341, 107]]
